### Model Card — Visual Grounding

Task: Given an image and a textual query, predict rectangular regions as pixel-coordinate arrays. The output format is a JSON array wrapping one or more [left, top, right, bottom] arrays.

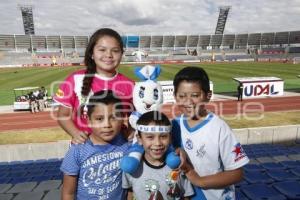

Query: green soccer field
[[0, 62, 299, 105]]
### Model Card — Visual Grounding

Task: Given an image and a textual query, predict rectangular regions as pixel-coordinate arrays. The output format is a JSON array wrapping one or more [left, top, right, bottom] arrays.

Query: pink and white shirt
[[54, 69, 134, 133]]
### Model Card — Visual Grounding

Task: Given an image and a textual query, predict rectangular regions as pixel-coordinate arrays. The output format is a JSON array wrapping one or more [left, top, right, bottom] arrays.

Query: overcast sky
[[0, 0, 299, 36]]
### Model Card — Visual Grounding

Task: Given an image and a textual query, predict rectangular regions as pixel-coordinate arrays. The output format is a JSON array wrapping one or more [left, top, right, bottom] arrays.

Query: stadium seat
[[266, 169, 299, 181], [0, 183, 12, 193], [290, 167, 300, 177], [0, 193, 13, 200], [256, 156, 276, 163], [6, 182, 37, 193], [261, 162, 286, 170], [43, 189, 61, 200], [13, 191, 44, 200], [0, 178, 11, 184], [10, 177, 33, 184], [248, 159, 259, 165], [279, 160, 300, 169], [288, 154, 300, 161], [272, 155, 291, 162], [244, 171, 273, 184], [272, 180, 300, 199], [235, 189, 248, 200], [33, 180, 61, 192], [0, 170, 9, 178], [236, 179, 248, 188], [241, 183, 287, 200], [30, 175, 53, 182], [243, 164, 265, 172]]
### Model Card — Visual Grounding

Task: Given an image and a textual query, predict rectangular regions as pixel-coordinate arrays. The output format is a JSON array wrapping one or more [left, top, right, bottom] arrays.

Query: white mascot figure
[[120, 65, 181, 174]]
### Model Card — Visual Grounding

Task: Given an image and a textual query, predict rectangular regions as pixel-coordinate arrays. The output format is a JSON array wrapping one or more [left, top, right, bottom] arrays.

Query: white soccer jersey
[[172, 112, 249, 200]]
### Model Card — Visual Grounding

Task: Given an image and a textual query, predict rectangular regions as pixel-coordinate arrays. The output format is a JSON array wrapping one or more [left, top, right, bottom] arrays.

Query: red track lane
[[0, 96, 300, 132]]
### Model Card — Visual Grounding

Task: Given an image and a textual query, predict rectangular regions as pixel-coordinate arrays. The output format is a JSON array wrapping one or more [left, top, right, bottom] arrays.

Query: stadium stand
[[174, 35, 187, 49], [31, 36, 47, 51], [15, 35, 31, 52], [0, 35, 15, 51], [274, 32, 289, 45], [289, 31, 300, 44], [210, 34, 223, 48], [162, 35, 175, 50], [234, 34, 248, 49], [248, 33, 262, 46], [198, 35, 211, 50], [186, 35, 199, 48], [0, 30, 300, 66], [45, 36, 60, 51], [150, 35, 163, 50], [139, 36, 151, 49], [261, 32, 275, 46], [221, 34, 235, 48]]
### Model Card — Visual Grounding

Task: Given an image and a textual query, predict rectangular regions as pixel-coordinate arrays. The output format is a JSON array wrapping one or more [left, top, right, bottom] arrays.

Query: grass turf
[[0, 62, 299, 105]]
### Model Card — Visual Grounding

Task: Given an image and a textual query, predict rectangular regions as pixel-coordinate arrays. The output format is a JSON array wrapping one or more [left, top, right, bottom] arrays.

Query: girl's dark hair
[[173, 66, 210, 95], [81, 28, 124, 97], [136, 111, 171, 134], [87, 90, 123, 117]]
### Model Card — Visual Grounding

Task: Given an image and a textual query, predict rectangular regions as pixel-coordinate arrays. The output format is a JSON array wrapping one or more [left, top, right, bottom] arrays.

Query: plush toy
[[120, 65, 181, 174]]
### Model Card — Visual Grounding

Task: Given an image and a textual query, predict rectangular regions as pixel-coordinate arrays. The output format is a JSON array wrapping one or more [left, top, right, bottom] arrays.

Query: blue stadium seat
[[279, 160, 300, 169], [261, 162, 286, 170], [0, 169, 9, 178], [272, 155, 291, 162], [236, 179, 248, 188], [26, 169, 47, 178], [241, 183, 287, 200], [0, 178, 11, 184], [256, 157, 276, 163], [10, 177, 33, 184], [272, 180, 300, 199], [30, 175, 53, 183], [236, 189, 248, 200], [244, 171, 273, 184], [244, 164, 265, 172], [266, 169, 299, 182], [290, 167, 300, 177]]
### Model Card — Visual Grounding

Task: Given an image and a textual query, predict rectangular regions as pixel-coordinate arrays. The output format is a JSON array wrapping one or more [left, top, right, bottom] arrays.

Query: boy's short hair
[[87, 90, 123, 117], [173, 66, 210, 95], [136, 111, 171, 134]]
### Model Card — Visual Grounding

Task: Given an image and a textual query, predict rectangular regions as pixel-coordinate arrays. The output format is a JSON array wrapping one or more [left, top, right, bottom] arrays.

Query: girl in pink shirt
[[54, 28, 134, 144]]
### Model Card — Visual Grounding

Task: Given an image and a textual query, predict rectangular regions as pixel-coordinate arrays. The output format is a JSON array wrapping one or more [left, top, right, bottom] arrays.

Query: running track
[[0, 96, 300, 132]]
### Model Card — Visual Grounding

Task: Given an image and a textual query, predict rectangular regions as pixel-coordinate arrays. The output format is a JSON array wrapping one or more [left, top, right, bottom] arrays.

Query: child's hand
[[71, 132, 88, 144], [180, 161, 194, 174], [175, 148, 187, 168], [175, 148, 194, 173]]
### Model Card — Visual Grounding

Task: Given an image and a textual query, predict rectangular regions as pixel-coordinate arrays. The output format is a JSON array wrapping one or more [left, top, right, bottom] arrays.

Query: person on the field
[[237, 83, 243, 101]]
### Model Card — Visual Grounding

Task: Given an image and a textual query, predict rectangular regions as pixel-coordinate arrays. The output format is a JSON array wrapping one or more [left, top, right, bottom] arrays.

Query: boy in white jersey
[[171, 67, 249, 200]]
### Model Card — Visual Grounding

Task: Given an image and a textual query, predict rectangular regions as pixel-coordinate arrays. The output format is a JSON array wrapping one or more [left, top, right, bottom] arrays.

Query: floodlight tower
[[18, 4, 35, 35], [215, 6, 231, 35]]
